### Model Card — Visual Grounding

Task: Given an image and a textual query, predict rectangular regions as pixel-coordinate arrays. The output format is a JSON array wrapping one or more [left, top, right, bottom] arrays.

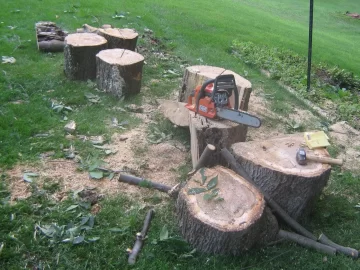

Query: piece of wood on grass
[[176, 166, 278, 255], [157, 99, 189, 127], [230, 133, 331, 221], [179, 65, 252, 111], [189, 111, 247, 168], [64, 33, 107, 80], [96, 49, 144, 98], [35, 21, 68, 52]]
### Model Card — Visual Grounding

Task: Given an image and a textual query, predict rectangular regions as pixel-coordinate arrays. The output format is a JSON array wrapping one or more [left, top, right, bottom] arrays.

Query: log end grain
[[176, 166, 278, 255], [65, 33, 107, 47], [96, 49, 144, 65]]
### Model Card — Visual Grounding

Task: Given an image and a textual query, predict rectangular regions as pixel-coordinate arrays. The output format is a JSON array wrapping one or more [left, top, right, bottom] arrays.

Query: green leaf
[[108, 228, 124, 232], [187, 188, 207, 195], [159, 225, 169, 241], [200, 167, 206, 185], [87, 237, 100, 242], [107, 172, 115, 180], [23, 172, 39, 183], [206, 175, 218, 190], [203, 193, 216, 201], [65, 205, 78, 212], [73, 235, 85, 244], [88, 216, 95, 228], [89, 171, 103, 179], [79, 216, 90, 226]]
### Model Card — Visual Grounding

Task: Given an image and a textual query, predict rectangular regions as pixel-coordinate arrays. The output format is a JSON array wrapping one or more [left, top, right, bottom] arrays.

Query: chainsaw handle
[[195, 78, 215, 113], [212, 75, 239, 110]]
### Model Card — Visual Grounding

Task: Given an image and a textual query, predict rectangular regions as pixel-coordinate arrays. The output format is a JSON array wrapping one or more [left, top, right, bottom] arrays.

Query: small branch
[[119, 174, 172, 193], [188, 144, 216, 176], [318, 233, 358, 259], [278, 230, 336, 256], [128, 209, 155, 265], [220, 148, 317, 241]]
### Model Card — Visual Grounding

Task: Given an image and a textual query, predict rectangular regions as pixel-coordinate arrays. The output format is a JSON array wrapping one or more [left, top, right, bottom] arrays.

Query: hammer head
[[296, 148, 307, 165]]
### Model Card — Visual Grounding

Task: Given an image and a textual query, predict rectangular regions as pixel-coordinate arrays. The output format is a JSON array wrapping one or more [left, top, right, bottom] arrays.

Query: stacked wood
[[179, 65, 252, 111], [96, 49, 144, 98], [189, 111, 247, 168], [230, 133, 332, 221], [82, 24, 138, 51], [35, 21, 68, 52], [176, 166, 279, 255], [64, 33, 107, 80]]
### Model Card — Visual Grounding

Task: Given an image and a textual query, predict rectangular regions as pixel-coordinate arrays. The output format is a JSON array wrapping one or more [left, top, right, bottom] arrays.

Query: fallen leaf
[[2, 56, 16, 64], [23, 172, 39, 183]]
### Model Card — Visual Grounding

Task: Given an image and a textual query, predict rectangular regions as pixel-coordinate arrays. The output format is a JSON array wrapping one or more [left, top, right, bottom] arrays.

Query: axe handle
[[306, 155, 343, 165]]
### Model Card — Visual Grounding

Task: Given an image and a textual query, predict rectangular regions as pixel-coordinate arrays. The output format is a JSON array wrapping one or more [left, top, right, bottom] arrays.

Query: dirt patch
[[346, 12, 360, 19]]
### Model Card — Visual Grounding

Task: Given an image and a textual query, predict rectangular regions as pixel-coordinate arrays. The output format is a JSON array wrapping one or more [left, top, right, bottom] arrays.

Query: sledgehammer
[[296, 148, 343, 166]]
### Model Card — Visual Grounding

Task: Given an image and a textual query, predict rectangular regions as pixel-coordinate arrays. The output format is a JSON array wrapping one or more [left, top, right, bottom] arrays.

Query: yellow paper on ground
[[304, 131, 330, 149]]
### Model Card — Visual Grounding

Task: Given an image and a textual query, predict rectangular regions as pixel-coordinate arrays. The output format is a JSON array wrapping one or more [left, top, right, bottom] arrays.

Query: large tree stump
[[230, 133, 332, 221], [179, 65, 252, 111], [82, 24, 138, 51], [96, 49, 144, 98], [176, 166, 278, 255], [189, 111, 248, 168], [64, 33, 107, 80]]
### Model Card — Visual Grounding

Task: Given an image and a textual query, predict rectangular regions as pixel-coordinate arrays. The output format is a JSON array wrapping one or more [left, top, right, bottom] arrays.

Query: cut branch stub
[[96, 49, 144, 98], [230, 133, 331, 221], [64, 33, 107, 80], [176, 166, 278, 255]]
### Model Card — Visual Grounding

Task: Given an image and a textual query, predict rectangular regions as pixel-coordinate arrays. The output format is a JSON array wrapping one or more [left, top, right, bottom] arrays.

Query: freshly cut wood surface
[[231, 133, 331, 220], [96, 49, 144, 98], [176, 166, 278, 255], [98, 28, 138, 51], [189, 111, 247, 168], [64, 33, 107, 80], [157, 99, 189, 127], [179, 65, 252, 111]]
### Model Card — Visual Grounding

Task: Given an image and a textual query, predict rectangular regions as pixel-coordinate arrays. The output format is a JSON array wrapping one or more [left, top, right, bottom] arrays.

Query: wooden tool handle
[[307, 155, 343, 165]]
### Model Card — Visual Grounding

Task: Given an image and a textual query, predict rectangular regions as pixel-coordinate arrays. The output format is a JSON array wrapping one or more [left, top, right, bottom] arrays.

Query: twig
[[188, 144, 216, 176], [278, 230, 336, 256], [128, 209, 155, 265], [318, 233, 358, 259], [119, 174, 172, 193], [220, 148, 317, 241]]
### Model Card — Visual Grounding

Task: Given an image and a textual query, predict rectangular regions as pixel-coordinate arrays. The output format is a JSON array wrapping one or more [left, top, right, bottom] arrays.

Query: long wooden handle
[[306, 155, 343, 165]]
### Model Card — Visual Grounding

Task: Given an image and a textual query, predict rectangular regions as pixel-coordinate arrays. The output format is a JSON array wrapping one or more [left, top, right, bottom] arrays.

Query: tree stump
[[230, 133, 332, 221], [64, 33, 107, 80], [189, 111, 247, 168], [176, 166, 278, 255], [96, 49, 144, 98], [97, 28, 138, 51], [179, 65, 252, 111]]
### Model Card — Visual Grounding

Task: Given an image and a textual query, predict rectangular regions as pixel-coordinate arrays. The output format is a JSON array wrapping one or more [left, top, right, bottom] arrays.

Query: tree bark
[[189, 111, 247, 168], [230, 133, 332, 221], [179, 65, 252, 111], [96, 49, 144, 98], [176, 166, 278, 255], [64, 33, 107, 80]]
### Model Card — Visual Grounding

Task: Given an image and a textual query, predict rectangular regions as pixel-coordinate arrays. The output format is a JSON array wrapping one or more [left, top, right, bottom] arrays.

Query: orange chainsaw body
[[185, 83, 231, 119]]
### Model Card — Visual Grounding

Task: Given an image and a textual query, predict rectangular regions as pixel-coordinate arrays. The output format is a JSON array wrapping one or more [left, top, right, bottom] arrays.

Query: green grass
[[1, 0, 360, 269]]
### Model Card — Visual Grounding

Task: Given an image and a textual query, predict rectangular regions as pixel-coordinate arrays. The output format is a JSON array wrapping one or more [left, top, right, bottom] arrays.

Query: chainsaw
[[185, 74, 261, 128]]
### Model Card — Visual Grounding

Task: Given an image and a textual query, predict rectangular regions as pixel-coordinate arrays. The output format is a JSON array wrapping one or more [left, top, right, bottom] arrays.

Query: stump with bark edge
[[179, 65, 252, 111], [176, 166, 279, 255], [189, 111, 248, 168], [97, 28, 138, 51], [230, 133, 332, 221], [64, 33, 107, 80], [96, 49, 144, 98]]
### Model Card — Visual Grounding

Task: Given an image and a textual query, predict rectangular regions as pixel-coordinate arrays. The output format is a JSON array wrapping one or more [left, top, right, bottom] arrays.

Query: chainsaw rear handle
[[195, 75, 239, 113]]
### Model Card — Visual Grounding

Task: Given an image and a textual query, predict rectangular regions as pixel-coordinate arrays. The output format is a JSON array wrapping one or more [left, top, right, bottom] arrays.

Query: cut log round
[[157, 99, 189, 127], [176, 166, 278, 255], [96, 49, 144, 98], [189, 111, 247, 168], [230, 133, 332, 221], [64, 33, 107, 80], [97, 28, 139, 51], [179, 65, 252, 111]]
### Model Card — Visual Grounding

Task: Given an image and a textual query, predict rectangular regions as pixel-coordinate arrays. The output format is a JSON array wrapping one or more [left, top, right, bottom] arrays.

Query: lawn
[[0, 0, 359, 269]]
